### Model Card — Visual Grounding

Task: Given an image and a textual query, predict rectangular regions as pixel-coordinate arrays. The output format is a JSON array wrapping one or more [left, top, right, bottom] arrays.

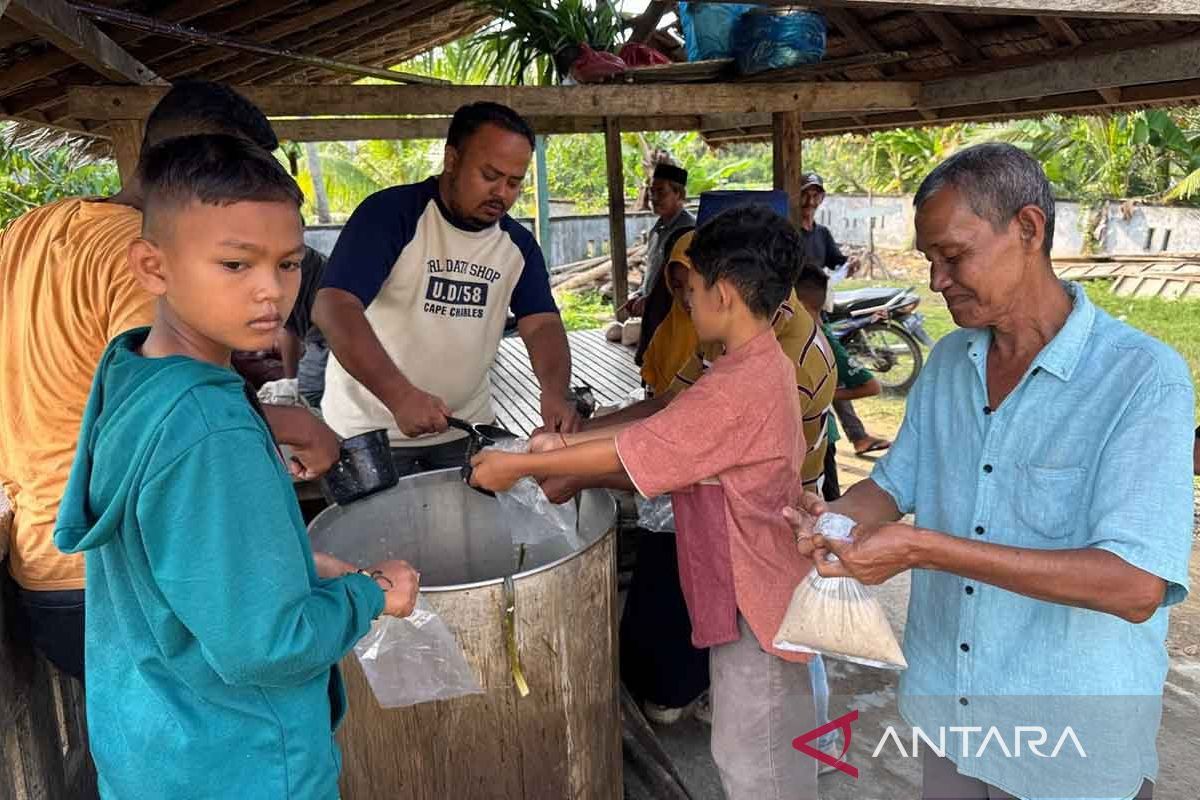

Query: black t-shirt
[[798, 223, 845, 273], [286, 246, 328, 341]]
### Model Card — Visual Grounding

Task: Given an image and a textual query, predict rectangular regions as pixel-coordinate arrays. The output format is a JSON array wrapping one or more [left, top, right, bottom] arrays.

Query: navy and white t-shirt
[[320, 177, 557, 445]]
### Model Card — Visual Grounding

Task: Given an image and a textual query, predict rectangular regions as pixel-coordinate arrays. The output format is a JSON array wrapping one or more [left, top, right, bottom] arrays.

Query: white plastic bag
[[488, 438, 582, 550], [354, 597, 482, 708], [636, 494, 676, 533], [773, 512, 907, 670]]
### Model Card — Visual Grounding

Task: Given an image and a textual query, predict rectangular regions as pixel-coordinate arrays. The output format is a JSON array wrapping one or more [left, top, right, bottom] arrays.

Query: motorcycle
[[826, 286, 934, 394]]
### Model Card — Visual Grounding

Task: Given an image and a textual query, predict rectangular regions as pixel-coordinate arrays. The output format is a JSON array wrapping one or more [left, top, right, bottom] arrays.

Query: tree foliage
[[0, 125, 119, 227]]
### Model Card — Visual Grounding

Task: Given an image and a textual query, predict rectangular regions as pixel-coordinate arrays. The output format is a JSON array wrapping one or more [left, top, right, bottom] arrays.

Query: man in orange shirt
[[0, 81, 339, 680]]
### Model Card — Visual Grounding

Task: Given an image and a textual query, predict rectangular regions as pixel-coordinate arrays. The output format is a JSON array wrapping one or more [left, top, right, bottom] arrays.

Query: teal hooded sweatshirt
[[55, 329, 384, 800]]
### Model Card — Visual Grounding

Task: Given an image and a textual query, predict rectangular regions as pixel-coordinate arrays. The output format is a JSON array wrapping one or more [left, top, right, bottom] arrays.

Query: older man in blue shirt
[[791, 143, 1192, 800]]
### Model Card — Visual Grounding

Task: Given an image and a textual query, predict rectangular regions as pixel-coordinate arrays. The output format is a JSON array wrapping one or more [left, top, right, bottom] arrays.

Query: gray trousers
[[710, 615, 818, 800], [922, 751, 1154, 799], [832, 398, 867, 442]]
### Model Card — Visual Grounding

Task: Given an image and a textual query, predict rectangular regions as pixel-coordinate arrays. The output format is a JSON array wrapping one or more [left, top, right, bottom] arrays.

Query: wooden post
[[534, 135, 552, 249], [604, 118, 629, 308], [772, 111, 804, 228], [108, 119, 145, 188]]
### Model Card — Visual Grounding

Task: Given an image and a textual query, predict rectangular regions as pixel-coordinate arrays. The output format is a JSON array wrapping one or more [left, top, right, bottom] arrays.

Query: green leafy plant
[[465, 0, 624, 85]]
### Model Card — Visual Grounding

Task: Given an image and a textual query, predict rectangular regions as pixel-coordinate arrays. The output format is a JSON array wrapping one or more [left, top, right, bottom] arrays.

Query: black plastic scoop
[[446, 417, 517, 494]]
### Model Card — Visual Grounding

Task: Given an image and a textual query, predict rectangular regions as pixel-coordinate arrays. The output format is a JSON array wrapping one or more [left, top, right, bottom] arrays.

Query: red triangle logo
[[793, 709, 859, 778]]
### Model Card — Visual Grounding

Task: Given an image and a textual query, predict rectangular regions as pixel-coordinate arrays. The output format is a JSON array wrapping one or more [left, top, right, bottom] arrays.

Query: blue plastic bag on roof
[[733, 8, 827, 76], [679, 2, 753, 62]]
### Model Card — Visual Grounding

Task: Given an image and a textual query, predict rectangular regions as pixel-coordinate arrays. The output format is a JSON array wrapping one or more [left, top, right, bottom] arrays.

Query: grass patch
[[557, 290, 612, 332]]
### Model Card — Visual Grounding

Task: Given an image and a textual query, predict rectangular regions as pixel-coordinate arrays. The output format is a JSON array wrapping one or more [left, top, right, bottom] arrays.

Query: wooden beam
[[772, 112, 804, 228], [1037, 16, 1084, 46], [823, 7, 889, 78], [270, 114, 707, 142], [218, 0, 454, 84], [629, 1, 669, 44], [0, 0, 246, 97], [767, 0, 1200, 21], [153, 0, 379, 80], [5, 0, 165, 85], [604, 118, 629, 309], [916, 12, 982, 62], [69, 82, 921, 121], [922, 37, 1200, 107], [108, 119, 144, 187]]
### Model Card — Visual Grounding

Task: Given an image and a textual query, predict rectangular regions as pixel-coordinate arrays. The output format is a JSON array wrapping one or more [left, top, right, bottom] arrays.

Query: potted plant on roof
[[466, 0, 625, 85]]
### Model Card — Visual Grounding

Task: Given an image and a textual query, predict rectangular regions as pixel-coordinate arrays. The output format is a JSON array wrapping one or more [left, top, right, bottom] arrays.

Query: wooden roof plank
[[916, 12, 983, 61], [921, 35, 1200, 106], [801, 0, 1200, 21], [68, 81, 921, 120], [216, 0, 454, 84], [6, 0, 165, 85]]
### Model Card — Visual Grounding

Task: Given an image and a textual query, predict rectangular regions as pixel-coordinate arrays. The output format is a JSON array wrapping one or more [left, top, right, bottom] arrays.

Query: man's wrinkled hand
[[390, 386, 451, 438], [812, 521, 919, 585]]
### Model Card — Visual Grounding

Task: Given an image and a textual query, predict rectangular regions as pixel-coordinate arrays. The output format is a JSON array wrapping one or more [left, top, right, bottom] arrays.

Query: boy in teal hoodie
[[54, 134, 418, 800]]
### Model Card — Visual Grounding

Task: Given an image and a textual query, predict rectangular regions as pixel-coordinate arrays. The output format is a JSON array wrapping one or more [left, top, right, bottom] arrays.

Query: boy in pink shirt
[[470, 205, 817, 799]]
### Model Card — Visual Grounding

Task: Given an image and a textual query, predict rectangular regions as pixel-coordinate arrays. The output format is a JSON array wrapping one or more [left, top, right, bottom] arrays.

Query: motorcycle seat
[[831, 287, 903, 315]]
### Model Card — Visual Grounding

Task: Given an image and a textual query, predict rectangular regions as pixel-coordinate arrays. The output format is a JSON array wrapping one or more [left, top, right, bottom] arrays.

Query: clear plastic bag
[[773, 512, 907, 670], [354, 596, 482, 708], [488, 439, 583, 550], [636, 494, 676, 533]]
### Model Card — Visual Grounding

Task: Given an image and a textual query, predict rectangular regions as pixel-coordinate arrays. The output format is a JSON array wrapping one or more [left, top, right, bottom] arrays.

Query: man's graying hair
[[914, 143, 1055, 255]]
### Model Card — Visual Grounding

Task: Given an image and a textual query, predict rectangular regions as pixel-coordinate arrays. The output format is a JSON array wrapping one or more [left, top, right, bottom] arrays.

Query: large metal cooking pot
[[308, 468, 621, 799]]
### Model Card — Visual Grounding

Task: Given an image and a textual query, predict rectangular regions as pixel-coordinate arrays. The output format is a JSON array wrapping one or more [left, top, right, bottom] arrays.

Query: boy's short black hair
[[140, 134, 303, 236], [687, 206, 802, 319], [447, 102, 536, 151], [142, 81, 278, 152], [793, 266, 830, 309]]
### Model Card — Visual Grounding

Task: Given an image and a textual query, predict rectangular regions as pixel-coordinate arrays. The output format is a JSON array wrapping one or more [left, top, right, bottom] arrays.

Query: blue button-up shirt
[[873, 283, 1193, 800]]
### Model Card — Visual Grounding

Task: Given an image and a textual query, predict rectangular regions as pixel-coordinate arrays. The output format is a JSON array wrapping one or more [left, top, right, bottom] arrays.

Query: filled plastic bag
[[636, 494, 676, 533], [0, 491, 12, 563], [354, 596, 482, 708], [679, 2, 754, 62], [732, 8, 826, 76], [569, 43, 627, 84], [488, 438, 583, 550], [618, 43, 672, 69], [773, 512, 907, 669]]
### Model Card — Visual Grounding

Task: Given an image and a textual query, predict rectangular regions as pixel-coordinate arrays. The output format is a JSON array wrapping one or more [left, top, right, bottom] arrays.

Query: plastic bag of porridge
[[773, 512, 907, 669]]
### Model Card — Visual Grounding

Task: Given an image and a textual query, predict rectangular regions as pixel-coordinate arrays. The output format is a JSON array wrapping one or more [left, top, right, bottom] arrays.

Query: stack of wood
[[1053, 254, 1200, 300], [551, 244, 648, 298]]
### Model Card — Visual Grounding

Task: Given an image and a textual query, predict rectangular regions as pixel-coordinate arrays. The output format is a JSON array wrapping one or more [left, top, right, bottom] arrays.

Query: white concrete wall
[[305, 195, 1200, 263]]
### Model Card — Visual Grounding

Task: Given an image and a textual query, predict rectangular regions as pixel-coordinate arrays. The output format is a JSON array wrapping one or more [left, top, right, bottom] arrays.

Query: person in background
[[313, 102, 577, 476], [55, 134, 418, 799], [793, 267, 884, 502], [0, 80, 339, 681], [791, 143, 1190, 800], [638, 227, 698, 398], [470, 205, 818, 800], [797, 172, 891, 456], [623, 230, 709, 726], [624, 163, 696, 365]]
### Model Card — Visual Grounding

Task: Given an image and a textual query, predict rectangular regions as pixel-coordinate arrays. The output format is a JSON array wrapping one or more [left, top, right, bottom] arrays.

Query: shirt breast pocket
[[1014, 463, 1088, 540]]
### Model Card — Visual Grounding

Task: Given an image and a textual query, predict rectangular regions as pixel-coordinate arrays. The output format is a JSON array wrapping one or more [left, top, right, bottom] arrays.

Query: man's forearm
[[829, 478, 902, 525], [834, 379, 880, 402], [520, 313, 572, 400], [912, 531, 1166, 623], [260, 404, 310, 446], [313, 290, 412, 410]]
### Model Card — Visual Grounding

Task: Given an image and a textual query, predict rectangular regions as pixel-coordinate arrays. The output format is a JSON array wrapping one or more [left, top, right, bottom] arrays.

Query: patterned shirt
[[670, 292, 835, 490]]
